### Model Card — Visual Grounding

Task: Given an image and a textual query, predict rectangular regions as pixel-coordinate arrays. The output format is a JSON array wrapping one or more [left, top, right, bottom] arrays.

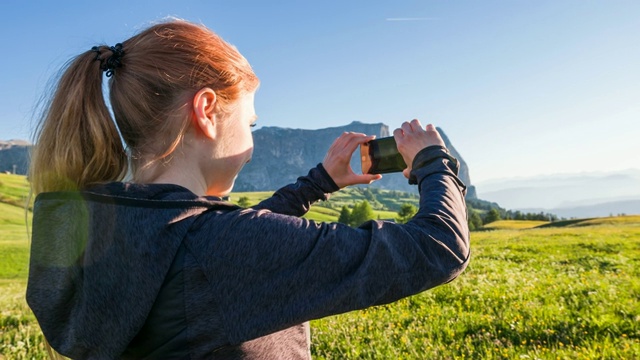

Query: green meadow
[[312, 216, 640, 359], [231, 187, 418, 222], [1, 173, 639, 359]]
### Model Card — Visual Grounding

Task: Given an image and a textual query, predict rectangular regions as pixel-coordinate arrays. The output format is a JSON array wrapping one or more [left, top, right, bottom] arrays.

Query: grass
[[231, 188, 407, 222], [0, 173, 31, 209], [305, 208, 341, 222], [0, 213, 42, 359], [0, 280, 48, 360], [481, 220, 549, 230], [324, 187, 419, 213], [0, 202, 30, 227], [227, 191, 274, 206], [311, 221, 640, 359], [3, 215, 639, 358], [0, 205, 31, 284], [549, 215, 640, 227]]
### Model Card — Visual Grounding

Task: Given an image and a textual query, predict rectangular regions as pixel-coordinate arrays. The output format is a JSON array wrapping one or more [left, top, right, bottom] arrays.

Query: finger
[[401, 121, 413, 134], [364, 174, 383, 184], [352, 133, 376, 144], [424, 124, 446, 147], [323, 132, 373, 179], [335, 132, 367, 145], [327, 132, 361, 156], [350, 174, 382, 185], [342, 133, 374, 154], [410, 118, 423, 131]]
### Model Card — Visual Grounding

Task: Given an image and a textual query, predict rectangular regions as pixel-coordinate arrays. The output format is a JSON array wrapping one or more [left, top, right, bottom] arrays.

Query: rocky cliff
[[0, 140, 30, 175], [235, 121, 476, 198]]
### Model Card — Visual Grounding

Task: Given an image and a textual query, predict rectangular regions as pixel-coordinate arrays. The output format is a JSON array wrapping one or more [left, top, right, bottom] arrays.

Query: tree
[[363, 188, 376, 202], [468, 211, 483, 231], [237, 196, 250, 208], [338, 205, 351, 225], [350, 200, 375, 227], [513, 210, 523, 220], [484, 208, 501, 224], [396, 203, 417, 224]]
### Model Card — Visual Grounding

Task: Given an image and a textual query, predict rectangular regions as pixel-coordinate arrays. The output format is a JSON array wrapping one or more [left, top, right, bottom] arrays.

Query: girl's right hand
[[322, 132, 382, 188], [393, 119, 446, 179]]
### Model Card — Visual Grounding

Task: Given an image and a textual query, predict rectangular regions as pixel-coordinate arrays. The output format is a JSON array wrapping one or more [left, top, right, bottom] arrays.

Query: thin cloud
[[385, 17, 438, 21]]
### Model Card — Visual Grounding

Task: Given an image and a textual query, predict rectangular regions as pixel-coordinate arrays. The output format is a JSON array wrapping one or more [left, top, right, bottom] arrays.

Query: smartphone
[[360, 136, 407, 174]]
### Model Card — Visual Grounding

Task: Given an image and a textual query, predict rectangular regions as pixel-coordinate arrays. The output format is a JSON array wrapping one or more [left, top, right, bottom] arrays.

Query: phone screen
[[360, 136, 407, 174]]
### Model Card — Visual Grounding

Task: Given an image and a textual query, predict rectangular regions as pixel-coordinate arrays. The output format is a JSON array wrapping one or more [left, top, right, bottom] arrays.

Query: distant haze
[[476, 169, 640, 217]]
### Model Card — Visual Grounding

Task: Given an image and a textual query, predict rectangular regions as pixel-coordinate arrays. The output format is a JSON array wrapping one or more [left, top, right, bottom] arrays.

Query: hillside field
[[231, 186, 419, 222], [1, 173, 639, 358]]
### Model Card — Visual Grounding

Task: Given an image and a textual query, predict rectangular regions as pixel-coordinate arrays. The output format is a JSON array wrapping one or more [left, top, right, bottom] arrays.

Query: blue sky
[[0, 0, 638, 183]]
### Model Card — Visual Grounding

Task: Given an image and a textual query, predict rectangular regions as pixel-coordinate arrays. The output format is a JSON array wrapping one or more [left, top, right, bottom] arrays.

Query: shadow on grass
[[534, 218, 596, 228]]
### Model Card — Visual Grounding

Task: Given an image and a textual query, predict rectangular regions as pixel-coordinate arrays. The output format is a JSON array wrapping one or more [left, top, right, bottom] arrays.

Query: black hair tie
[[91, 43, 124, 77]]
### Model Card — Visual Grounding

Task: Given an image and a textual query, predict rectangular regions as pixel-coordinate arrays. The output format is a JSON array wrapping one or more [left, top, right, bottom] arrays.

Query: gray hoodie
[[27, 146, 470, 359]]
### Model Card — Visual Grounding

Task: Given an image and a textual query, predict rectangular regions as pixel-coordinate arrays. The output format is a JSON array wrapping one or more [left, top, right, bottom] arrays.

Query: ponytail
[[30, 49, 127, 194]]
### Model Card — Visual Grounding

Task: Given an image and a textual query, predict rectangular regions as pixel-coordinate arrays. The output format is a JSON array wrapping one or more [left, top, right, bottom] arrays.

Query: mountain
[[476, 169, 640, 217], [234, 121, 476, 197], [0, 122, 476, 198], [0, 140, 31, 175]]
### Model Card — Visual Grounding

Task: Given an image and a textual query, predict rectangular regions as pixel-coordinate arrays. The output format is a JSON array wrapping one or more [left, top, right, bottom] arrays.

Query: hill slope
[[0, 173, 30, 209]]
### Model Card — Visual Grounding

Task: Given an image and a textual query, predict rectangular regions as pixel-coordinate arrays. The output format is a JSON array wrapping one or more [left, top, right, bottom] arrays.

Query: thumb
[[353, 174, 382, 185]]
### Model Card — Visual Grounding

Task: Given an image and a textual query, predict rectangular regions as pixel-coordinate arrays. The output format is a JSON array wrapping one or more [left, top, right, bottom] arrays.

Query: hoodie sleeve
[[250, 164, 339, 217], [185, 146, 470, 346]]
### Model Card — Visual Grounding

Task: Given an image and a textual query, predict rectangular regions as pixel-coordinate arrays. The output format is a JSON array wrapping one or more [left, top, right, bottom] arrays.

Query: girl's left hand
[[322, 132, 382, 189]]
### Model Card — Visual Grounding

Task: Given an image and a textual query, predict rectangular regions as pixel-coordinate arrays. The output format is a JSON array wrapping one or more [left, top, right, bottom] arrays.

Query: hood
[[26, 183, 235, 358]]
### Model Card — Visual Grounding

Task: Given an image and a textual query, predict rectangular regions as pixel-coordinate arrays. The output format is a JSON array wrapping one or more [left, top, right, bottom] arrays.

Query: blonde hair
[[30, 19, 259, 194]]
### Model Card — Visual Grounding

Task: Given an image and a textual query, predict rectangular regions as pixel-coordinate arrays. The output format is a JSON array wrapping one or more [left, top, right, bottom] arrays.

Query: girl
[[27, 19, 470, 359]]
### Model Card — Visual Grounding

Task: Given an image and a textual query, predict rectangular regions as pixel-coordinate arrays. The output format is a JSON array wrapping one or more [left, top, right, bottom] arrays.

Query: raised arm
[[188, 121, 471, 345], [251, 132, 381, 216]]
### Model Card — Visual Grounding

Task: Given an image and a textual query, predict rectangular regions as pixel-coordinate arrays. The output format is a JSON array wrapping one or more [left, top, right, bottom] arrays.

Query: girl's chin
[[206, 181, 235, 198], [207, 166, 245, 197]]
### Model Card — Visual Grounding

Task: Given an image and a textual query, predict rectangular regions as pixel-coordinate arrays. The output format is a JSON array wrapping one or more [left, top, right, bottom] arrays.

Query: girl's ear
[[193, 87, 218, 139]]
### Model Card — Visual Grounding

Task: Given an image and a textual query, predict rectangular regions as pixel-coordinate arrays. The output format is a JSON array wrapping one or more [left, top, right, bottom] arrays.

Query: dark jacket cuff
[[313, 163, 340, 193], [408, 146, 463, 187]]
